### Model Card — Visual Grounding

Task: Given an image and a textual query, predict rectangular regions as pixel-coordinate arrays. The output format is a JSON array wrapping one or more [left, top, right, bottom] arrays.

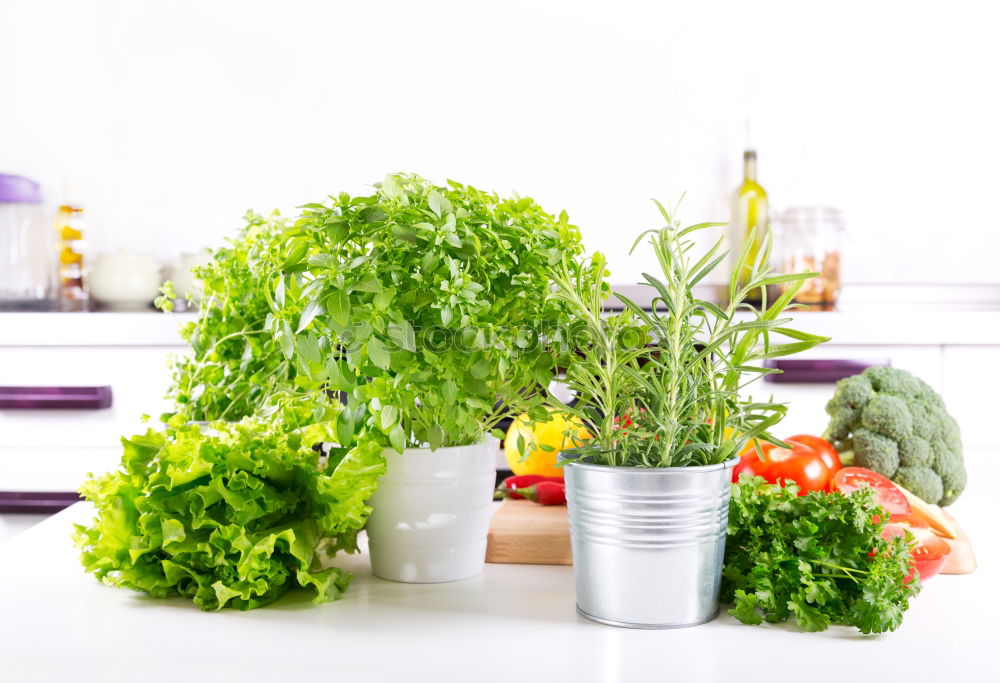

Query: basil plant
[[273, 173, 594, 451], [162, 211, 299, 422]]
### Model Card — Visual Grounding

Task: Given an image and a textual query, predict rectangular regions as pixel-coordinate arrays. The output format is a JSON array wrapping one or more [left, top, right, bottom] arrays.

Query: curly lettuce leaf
[[75, 412, 385, 610]]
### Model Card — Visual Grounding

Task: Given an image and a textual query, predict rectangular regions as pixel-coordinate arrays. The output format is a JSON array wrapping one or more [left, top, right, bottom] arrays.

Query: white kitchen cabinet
[[0, 346, 181, 491], [0, 310, 996, 495], [0, 347, 179, 448], [749, 344, 944, 438], [0, 313, 193, 493], [942, 346, 1000, 450], [727, 310, 997, 443]]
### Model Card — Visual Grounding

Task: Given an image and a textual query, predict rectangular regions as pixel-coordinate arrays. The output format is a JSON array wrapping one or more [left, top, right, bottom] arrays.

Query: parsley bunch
[[722, 476, 920, 634]]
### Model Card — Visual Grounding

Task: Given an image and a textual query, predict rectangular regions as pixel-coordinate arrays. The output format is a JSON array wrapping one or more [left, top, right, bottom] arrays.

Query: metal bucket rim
[[559, 452, 739, 474]]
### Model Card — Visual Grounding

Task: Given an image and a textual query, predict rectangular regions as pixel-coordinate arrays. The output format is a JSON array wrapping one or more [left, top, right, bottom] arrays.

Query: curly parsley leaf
[[730, 590, 764, 625], [722, 475, 920, 634]]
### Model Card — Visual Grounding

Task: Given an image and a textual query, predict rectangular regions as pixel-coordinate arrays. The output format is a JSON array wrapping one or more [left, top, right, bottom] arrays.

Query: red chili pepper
[[514, 480, 566, 505], [495, 474, 562, 500]]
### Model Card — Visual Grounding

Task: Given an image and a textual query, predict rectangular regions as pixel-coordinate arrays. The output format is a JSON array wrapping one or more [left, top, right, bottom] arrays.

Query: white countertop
[[607, 283, 1000, 345], [758, 310, 1000, 346], [1, 451, 996, 683], [0, 312, 196, 346], [1, 308, 998, 348]]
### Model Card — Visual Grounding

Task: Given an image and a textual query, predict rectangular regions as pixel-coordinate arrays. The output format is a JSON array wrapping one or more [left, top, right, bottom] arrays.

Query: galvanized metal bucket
[[563, 454, 738, 628]]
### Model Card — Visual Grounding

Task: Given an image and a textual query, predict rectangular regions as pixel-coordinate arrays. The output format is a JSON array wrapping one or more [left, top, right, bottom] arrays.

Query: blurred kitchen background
[[3, 0, 1000, 291], [2, 0, 999, 535]]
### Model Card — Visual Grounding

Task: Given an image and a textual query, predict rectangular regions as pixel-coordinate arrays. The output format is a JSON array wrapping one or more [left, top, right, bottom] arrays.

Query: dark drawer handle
[[0, 491, 82, 513], [0, 386, 113, 409], [763, 359, 889, 384]]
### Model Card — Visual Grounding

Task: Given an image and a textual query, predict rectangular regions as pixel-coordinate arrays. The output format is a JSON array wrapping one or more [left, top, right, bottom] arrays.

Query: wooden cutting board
[[486, 500, 976, 574], [486, 499, 571, 565]]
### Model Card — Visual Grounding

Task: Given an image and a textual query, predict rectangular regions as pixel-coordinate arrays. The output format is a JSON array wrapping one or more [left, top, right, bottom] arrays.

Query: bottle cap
[[0, 174, 42, 204]]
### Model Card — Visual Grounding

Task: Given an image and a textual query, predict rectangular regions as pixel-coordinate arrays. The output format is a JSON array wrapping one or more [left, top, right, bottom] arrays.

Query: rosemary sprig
[[549, 200, 829, 468]]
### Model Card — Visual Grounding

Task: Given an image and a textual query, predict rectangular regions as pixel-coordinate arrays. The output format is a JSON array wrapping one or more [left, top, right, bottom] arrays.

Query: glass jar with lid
[[777, 207, 844, 311], [0, 174, 56, 310]]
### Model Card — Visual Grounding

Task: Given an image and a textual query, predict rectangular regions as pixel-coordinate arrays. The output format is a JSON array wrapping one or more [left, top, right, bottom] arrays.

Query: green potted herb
[[277, 173, 591, 582], [158, 210, 300, 422], [551, 200, 828, 627]]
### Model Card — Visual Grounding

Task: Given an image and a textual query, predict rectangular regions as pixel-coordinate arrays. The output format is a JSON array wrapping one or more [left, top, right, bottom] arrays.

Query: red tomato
[[883, 513, 952, 582], [832, 467, 911, 515], [732, 440, 832, 495], [787, 434, 842, 483]]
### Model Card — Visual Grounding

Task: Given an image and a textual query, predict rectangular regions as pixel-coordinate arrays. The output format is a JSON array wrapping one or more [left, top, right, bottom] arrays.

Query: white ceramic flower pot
[[366, 437, 499, 583]]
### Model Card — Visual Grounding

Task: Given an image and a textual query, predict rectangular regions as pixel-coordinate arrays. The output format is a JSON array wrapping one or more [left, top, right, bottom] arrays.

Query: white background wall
[[2, 0, 999, 285]]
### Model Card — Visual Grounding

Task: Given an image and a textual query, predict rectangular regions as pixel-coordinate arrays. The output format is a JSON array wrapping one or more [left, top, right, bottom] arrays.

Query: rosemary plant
[[550, 200, 830, 468]]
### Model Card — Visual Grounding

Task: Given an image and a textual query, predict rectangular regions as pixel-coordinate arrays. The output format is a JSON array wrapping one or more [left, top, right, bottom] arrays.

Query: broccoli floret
[[932, 439, 964, 504], [893, 466, 943, 505], [906, 400, 936, 440], [898, 435, 933, 468], [826, 407, 857, 442], [865, 366, 921, 397], [939, 415, 962, 449], [823, 367, 966, 506], [913, 375, 946, 409], [853, 428, 900, 475], [935, 449, 968, 506], [826, 374, 874, 412], [861, 395, 912, 441]]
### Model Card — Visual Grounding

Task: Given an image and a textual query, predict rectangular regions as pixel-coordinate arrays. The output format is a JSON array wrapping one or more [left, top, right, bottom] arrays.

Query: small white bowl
[[89, 250, 162, 310]]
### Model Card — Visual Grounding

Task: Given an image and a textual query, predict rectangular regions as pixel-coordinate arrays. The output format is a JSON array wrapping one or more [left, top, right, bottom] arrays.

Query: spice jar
[[777, 207, 843, 311]]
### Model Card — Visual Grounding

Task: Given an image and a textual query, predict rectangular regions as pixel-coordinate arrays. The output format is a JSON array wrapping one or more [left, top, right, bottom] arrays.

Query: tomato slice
[[733, 440, 832, 495], [832, 467, 911, 515], [883, 513, 952, 582], [787, 434, 842, 482]]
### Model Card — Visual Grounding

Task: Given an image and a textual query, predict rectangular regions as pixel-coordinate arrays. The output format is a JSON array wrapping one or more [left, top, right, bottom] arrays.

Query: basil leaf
[[388, 423, 406, 453], [367, 337, 390, 370], [387, 321, 416, 352], [325, 290, 350, 329], [295, 332, 322, 364], [297, 299, 323, 333], [428, 424, 445, 450], [380, 404, 399, 431]]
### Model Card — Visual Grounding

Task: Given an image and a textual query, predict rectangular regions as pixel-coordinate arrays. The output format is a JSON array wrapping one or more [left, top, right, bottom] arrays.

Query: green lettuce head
[[74, 408, 384, 610]]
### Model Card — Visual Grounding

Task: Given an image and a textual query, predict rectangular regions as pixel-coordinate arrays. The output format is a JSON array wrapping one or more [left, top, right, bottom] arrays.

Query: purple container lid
[[0, 174, 42, 203]]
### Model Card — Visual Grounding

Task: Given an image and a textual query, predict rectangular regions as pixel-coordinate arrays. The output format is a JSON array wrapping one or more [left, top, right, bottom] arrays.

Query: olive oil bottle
[[731, 150, 768, 303]]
